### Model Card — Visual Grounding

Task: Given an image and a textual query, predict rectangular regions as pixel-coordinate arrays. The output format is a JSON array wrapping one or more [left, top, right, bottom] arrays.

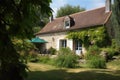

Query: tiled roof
[[36, 7, 111, 35]]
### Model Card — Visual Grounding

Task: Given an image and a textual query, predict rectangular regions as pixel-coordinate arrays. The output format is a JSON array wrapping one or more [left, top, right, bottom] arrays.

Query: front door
[[75, 40, 82, 55]]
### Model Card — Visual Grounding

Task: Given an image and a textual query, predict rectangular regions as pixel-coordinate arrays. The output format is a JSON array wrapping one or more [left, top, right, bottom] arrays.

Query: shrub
[[85, 45, 100, 59], [102, 48, 116, 60], [48, 47, 57, 55], [54, 47, 79, 68], [12, 38, 34, 54], [111, 39, 120, 55], [86, 55, 106, 68], [39, 56, 50, 63], [88, 45, 100, 54], [85, 45, 106, 68], [28, 51, 39, 62]]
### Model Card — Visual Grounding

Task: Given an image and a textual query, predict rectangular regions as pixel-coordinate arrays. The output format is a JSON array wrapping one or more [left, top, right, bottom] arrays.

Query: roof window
[[64, 16, 71, 29]]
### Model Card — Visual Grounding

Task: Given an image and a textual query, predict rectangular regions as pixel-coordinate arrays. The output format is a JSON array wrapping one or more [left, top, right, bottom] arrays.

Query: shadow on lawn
[[26, 69, 120, 80]]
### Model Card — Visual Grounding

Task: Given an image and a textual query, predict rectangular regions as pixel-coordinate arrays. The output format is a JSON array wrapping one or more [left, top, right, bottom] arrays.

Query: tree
[[0, 0, 52, 80], [32, 14, 50, 33], [112, 0, 120, 46], [56, 4, 85, 18]]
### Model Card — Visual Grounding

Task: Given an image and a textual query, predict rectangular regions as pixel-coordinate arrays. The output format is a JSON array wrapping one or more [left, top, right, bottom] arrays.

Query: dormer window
[[64, 16, 70, 29], [65, 20, 70, 28]]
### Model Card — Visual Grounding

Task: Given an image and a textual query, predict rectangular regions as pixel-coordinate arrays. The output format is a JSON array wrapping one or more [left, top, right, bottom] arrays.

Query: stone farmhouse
[[35, 0, 112, 55]]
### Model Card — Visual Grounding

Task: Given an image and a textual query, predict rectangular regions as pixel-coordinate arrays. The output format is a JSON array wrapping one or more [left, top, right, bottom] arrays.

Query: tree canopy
[[112, 0, 120, 46], [0, 0, 52, 80], [56, 4, 85, 18]]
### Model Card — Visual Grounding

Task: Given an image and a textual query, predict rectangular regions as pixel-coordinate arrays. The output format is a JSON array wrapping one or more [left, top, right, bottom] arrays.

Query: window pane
[[60, 40, 67, 48], [75, 40, 82, 50], [65, 21, 69, 26]]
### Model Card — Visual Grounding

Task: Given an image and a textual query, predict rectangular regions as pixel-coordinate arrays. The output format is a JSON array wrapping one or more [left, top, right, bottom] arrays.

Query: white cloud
[[90, 0, 105, 9]]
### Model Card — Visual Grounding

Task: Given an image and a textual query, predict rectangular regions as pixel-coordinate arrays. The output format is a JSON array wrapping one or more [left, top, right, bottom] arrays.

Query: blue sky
[[50, 0, 106, 17]]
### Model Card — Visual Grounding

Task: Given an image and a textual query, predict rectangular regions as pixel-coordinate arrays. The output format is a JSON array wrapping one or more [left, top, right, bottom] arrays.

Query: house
[[35, 0, 112, 55]]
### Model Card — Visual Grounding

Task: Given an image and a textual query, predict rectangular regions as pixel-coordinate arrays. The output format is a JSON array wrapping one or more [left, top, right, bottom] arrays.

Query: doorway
[[74, 40, 82, 55]]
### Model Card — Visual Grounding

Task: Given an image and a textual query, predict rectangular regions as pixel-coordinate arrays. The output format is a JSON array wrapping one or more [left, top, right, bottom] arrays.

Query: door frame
[[73, 39, 82, 55]]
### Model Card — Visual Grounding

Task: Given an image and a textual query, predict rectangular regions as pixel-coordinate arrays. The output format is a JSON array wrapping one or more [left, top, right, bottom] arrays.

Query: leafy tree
[[56, 4, 85, 17], [112, 0, 120, 46], [0, 0, 52, 80], [33, 14, 50, 33]]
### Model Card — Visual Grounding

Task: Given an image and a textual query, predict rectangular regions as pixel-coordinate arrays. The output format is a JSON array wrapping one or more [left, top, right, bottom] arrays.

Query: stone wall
[[37, 32, 73, 50], [37, 32, 86, 55]]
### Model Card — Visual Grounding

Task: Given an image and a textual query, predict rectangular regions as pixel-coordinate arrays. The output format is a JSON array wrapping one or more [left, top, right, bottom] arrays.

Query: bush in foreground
[[85, 45, 106, 68], [54, 47, 79, 68], [39, 56, 50, 63], [48, 47, 57, 55], [86, 55, 106, 68]]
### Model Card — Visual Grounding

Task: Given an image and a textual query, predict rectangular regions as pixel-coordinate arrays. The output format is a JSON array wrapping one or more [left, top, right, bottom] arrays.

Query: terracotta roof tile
[[36, 7, 111, 35]]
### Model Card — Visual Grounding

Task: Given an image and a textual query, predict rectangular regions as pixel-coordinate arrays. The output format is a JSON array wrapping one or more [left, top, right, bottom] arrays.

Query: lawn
[[26, 63, 120, 80]]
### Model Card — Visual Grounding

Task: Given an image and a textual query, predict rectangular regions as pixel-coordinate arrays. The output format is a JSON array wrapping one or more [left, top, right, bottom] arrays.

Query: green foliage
[[56, 4, 85, 17], [39, 56, 50, 63], [112, 0, 120, 46], [12, 38, 34, 52], [107, 55, 120, 70], [101, 39, 120, 60], [113, 0, 120, 24], [0, 0, 52, 80], [67, 26, 110, 48], [33, 14, 50, 33], [85, 46, 106, 68], [12, 38, 36, 63], [28, 52, 39, 63], [102, 48, 116, 60], [111, 39, 120, 55], [48, 47, 57, 55], [54, 47, 79, 68], [88, 45, 100, 53], [86, 55, 106, 68], [28, 53, 51, 63], [0, 0, 52, 38], [85, 45, 100, 59]]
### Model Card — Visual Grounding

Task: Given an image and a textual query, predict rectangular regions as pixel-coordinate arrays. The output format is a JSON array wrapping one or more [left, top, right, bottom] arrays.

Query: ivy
[[67, 26, 110, 48]]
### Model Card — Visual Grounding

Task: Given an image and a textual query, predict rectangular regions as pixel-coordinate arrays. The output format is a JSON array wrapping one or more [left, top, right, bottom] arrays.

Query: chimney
[[49, 14, 53, 22], [105, 0, 111, 12]]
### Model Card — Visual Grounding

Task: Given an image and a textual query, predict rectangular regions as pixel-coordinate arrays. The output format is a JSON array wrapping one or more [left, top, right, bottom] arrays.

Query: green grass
[[26, 63, 120, 80], [107, 56, 120, 70]]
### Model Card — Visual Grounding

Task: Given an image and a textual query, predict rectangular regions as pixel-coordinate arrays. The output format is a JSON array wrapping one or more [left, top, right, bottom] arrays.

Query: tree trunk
[[0, 22, 24, 80]]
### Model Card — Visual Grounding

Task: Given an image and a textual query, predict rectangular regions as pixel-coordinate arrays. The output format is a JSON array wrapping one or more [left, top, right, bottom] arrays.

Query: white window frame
[[59, 39, 67, 48], [64, 20, 70, 29], [64, 16, 70, 29]]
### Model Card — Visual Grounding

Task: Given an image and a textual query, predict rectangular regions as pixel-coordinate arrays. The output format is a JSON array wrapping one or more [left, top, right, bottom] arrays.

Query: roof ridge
[[70, 6, 105, 16], [53, 6, 105, 20]]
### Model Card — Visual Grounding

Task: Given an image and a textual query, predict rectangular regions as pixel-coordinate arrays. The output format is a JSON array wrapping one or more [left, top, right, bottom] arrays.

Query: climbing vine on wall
[[67, 26, 110, 48]]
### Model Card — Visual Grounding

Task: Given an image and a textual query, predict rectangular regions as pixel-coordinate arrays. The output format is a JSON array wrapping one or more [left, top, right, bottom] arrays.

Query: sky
[[50, 0, 106, 17]]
